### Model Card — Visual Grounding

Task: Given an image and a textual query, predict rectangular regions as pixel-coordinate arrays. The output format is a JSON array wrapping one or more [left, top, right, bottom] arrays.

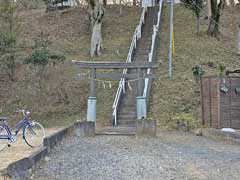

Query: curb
[[1, 121, 93, 179], [43, 124, 75, 152], [0, 168, 7, 176], [200, 128, 240, 145]]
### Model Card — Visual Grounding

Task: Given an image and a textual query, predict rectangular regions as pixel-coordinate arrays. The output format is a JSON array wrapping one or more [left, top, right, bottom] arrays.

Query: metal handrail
[[112, 7, 147, 126], [143, 0, 164, 98]]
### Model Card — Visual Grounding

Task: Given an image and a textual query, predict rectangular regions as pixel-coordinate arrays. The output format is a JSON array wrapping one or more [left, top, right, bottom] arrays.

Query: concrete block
[[75, 121, 95, 137], [43, 129, 64, 150], [136, 96, 147, 120], [29, 147, 48, 166], [7, 157, 32, 179], [87, 97, 96, 122], [136, 120, 156, 137]]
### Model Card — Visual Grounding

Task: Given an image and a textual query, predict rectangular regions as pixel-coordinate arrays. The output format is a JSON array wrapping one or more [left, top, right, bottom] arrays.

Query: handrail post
[[169, 0, 174, 79], [123, 79, 126, 93]]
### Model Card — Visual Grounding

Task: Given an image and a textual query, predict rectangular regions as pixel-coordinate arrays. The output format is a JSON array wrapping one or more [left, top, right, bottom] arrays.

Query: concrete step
[[120, 100, 136, 105], [119, 99, 136, 104], [119, 108, 136, 114], [119, 105, 136, 111], [117, 120, 136, 126], [118, 114, 136, 119], [119, 111, 136, 116], [96, 126, 136, 135], [134, 55, 149, 60], [135, 48, 151, 52], [137, 41, 152, 46]]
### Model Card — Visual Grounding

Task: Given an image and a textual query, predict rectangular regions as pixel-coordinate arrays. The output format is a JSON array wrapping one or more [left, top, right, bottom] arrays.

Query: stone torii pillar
[[87, 68, 97, 122]]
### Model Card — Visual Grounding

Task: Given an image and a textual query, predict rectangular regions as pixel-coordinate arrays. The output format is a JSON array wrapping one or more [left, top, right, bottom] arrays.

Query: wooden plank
[[72, 60, 159, 69]]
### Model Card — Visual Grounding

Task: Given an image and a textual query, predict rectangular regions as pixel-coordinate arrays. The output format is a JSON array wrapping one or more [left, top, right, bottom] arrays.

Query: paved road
[[32, 131, 240, 180]]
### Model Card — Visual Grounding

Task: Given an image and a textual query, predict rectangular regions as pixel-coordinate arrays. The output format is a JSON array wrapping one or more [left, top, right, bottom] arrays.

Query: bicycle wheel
[[0, 125, 8, 151], [23, 121, 45, 147]]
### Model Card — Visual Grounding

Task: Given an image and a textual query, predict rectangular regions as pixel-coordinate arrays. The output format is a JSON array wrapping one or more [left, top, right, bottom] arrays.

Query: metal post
[[237, 23, 240, 55], [168, 0, 174, 79]]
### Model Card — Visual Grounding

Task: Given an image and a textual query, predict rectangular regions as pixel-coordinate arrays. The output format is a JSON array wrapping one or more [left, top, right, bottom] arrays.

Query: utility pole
[[168, 0, 174, 79], [238, 23, 240, 55]]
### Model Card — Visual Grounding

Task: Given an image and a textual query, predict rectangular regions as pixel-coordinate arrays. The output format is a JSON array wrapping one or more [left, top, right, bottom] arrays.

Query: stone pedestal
[[136, 96, 147, 120], [75, 121, 95, 137], [87, 97, 96, 122], [136, 120, 157, 137]]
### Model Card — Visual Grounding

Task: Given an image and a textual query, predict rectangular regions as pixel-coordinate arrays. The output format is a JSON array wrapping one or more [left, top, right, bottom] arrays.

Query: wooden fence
[[201, 76, 240, 129]]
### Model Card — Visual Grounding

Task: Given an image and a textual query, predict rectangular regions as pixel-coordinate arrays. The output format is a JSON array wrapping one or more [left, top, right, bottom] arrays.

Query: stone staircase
[[116, 7, 159, 127], [96, 7, 159, 135]]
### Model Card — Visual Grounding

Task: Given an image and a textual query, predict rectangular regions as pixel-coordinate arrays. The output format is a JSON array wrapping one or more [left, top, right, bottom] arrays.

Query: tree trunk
[[206, 0, 212, 19], [91, 22, 102, 56], [207, 16, 219, 36], [238, 24, 240, 55], [88, 0, 105, 57], [207, 0, 225, 37], [119, 0, 122, 15]]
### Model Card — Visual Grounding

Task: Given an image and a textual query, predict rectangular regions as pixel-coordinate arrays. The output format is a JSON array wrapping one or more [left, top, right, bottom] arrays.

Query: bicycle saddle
[[0, 117, 9, 121]]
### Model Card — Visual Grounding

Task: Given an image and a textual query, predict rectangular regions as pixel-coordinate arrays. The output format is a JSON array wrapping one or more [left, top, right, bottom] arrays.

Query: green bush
[[24, 33, 65, 67]]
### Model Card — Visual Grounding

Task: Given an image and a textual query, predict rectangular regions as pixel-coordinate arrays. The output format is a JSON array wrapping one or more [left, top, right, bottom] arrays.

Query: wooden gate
[[201, 76, 240, 129]]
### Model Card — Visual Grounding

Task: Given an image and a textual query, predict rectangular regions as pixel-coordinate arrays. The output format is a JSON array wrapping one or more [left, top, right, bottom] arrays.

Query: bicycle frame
[[0, 118, 32, 141]]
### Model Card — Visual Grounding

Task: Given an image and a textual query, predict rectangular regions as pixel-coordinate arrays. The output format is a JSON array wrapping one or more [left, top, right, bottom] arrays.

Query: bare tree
[[87, 0, 106, 57], [181, 0, 203, 36]]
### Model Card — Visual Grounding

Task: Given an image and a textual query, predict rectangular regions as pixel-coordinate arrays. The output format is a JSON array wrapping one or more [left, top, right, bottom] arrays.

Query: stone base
[[136, 120, 157, 137], [75, 121, 95, 137], [87, 97, 96, 122], [136, 96, 147, 120]]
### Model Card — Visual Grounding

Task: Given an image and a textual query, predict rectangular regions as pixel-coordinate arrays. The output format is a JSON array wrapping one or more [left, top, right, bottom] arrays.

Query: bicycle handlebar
[[16, 110, 30, 117]]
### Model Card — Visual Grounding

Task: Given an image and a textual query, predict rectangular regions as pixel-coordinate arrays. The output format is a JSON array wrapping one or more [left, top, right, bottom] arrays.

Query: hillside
[[149, 4, 240, 129], [0, 5, 141, 127], [1, 3, 239, 129]]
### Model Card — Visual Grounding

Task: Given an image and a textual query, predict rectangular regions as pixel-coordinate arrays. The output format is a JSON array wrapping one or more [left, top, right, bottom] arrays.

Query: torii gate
[[72, 60, 159, 124]]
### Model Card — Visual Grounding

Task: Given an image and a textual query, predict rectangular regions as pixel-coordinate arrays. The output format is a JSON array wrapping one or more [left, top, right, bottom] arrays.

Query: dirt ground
[[0, 128, 60, 174]]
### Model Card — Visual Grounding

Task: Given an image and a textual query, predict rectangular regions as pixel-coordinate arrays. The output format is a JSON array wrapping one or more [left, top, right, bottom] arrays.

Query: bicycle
[[0, 110, 45, 151]]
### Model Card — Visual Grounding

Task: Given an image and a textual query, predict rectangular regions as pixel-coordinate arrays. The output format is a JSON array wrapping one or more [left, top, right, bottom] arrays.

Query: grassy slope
[[149, 4, 240, 129], [1, 5, 141, 127]]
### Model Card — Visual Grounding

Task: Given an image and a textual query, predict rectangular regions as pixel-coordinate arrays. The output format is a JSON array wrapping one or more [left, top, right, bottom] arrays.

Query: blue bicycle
[[0, 110, 45, 151]]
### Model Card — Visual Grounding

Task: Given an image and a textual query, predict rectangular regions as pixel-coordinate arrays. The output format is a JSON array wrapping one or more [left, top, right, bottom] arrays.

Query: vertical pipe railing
[[168, 0, 174, 79], [143, 0, 163, 99]]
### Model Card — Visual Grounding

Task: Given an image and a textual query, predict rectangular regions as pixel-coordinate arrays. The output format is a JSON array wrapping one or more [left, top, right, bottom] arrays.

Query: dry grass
[[149, 4, 240, 129], [0, 5, 141, 127]]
